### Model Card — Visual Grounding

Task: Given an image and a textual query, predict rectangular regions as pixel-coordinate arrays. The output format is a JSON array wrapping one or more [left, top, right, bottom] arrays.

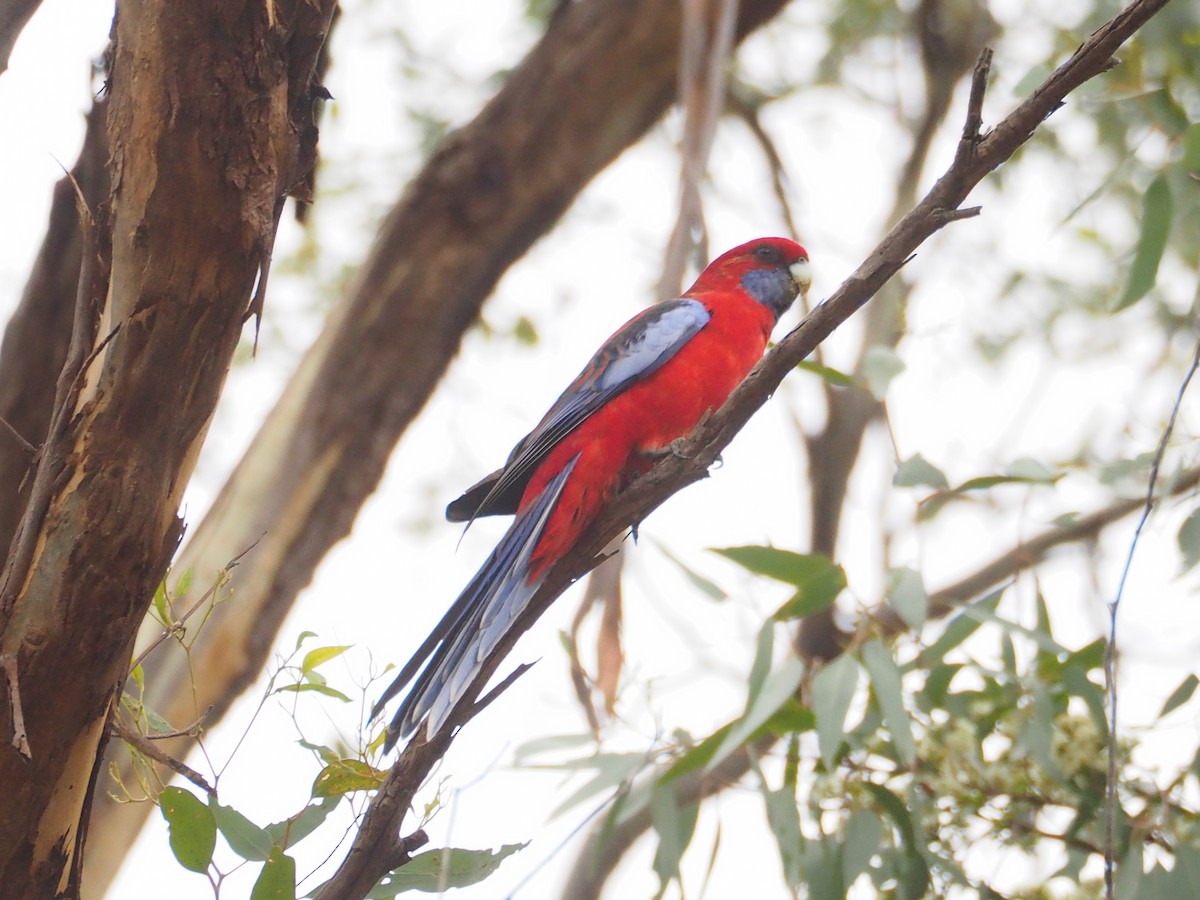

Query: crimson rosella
[[375, 237, 811, 749]]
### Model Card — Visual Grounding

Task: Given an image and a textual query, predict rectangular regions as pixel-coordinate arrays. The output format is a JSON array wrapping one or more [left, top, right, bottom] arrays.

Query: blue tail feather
[[377, 456, 579, 749]]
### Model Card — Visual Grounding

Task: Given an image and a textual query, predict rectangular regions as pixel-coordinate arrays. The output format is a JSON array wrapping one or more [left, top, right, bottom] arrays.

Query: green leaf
[[886, 567, 928, 631], [1160, 673, 1199, 719], [1115, 173, 1172, 310], [760, 781, 804, 888], [152, 581, 171, 624], [250, 846, 296, 900], [1183, 123, 1200, 173], [650, 781, 698, 889], [842, 808, 884, 886], [265, 796, 339, 849], [714, 546, 829, 590], [708, 658, 806, 773], [293, 631, 317, 651], [301, 644, 352, 674], [513, 314, 538, 346], [864, 782, 916, 848], [211, 798, 273, 861], [1006, 456, 1059, 483], [275, 682, 352, 703], [144, 705, 175, 735], [1174, 845, 1200, 893], [861, 346, 905, 399], [797, 359, 854, 387], [775, 563, 847, 621], [1179, 507, 1200, 573], [746, 619, 777, 710], [918, 589, 1003, 667], [312, 759, 388, 798], [811, 654, 860, 768], [664, 704, 813, 785], [130, 663, 145, 694], [951, 600, 1067, 657], [894, 454, 948, 489], [1016, 684, 1065, 782], [512, 732, 597, 764], [713, 547, 845, 620], [366, 844, 528, 896], [662, 724, 736, 784], [548, 753, 647, 819], [1114, 840, 1144, 898], [654, 542, 727, 600], [861, 640, 916, 766], [159, 786, 216, 874]]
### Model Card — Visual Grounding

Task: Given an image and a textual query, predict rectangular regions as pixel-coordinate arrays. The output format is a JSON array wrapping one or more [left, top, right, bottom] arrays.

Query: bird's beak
[[789, 258, 813, 296]]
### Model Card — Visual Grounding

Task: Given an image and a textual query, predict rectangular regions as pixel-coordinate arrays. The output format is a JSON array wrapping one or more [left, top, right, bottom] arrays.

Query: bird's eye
[[754, 244, 780, 263]]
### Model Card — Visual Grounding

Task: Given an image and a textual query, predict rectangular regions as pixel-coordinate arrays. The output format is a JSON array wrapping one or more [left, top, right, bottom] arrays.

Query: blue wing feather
[[379, 455, 579, 747], [446, 298, 709, 523]]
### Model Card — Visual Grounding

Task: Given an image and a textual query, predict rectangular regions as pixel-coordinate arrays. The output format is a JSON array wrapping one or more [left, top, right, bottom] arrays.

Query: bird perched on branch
[[374, 237, 811, 749]]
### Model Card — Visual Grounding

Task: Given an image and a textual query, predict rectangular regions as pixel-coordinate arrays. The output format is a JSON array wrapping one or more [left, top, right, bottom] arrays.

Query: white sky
[[2, 1, 1198, 898]]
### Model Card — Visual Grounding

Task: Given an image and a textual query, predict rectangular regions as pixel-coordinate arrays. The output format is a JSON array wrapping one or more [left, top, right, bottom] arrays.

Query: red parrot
[[375, 237, 811, 748]]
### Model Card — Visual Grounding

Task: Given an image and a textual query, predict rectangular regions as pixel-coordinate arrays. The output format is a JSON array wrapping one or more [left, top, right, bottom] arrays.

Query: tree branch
[[0, 0, 41, 76], [87, 0, 794, 889], [328, 0, 1171, 896]]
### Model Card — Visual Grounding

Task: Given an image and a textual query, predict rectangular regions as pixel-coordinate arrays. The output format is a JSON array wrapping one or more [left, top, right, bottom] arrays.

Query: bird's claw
[[643, 436, 693, 462]]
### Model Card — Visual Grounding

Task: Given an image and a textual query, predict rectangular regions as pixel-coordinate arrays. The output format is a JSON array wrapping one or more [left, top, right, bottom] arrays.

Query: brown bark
[[0, 0, 41, 75], [0, 1, 335, 896], [0, 101, 108, 561], [83, 0, 792, 891]]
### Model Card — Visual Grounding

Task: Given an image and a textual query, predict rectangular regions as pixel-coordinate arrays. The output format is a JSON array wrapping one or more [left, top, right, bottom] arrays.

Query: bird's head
[[695, 237, 811, 321]]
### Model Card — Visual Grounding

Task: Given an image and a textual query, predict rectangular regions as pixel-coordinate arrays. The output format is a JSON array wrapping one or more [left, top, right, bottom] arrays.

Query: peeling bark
[[83, 1, 791, 890], [0, 2, 335, 895], [0, 101, 107, 561]]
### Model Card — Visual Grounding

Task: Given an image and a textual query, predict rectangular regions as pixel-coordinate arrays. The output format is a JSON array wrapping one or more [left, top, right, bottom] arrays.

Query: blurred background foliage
[[28, 0, 1195, 896]]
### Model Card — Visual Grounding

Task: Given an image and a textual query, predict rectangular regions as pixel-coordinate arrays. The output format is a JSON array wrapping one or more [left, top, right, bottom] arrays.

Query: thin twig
[[110, 713, 216, 796], [0, 416, 37, 456], [1104, 326, 1200, 898], [129, 539, 261, 674]]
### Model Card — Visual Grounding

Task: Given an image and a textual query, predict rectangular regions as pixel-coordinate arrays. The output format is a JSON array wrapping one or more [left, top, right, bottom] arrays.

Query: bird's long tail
[[374, 455, 580, 750]]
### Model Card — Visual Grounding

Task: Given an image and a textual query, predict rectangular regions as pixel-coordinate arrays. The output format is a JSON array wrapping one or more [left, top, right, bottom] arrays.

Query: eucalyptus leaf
[[249, 846, 296, 900], [811, 654, 860, 768], [1178, 507, 1200, 573], [211, 798, 273, 861], [862, 345, 905, 399], [366, 843, 527, 896], [1159, 673, 1199, 719], [886, 567, 928, 631], [160, 786, 216, 874], [1115, 173, 1172, 310], [861, 640, 916, 766], [893, 454, 948, 490]]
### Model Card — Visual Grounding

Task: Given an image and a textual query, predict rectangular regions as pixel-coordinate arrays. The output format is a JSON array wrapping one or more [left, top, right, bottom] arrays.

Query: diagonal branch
[[85, 1, 794, 888], [318, 1, 1173, 896]]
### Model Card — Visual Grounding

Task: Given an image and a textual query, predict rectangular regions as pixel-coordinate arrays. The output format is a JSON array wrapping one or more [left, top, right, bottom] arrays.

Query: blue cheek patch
[[739, 268, 795, 319]]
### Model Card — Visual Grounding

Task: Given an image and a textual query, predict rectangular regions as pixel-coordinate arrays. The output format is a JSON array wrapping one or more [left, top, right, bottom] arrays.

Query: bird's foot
[[642, 436, 693, 462]]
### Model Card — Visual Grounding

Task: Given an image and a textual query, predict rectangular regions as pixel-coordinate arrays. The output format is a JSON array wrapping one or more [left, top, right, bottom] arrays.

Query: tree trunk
[[0, 2, 335, 895], [81, 1, 791, 892]]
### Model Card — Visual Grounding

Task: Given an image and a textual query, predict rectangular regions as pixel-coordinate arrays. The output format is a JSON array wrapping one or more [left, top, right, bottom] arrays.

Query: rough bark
[[0, 101, 107, 560], [0, 1, 335, 895], [83, 0, 791, 891]]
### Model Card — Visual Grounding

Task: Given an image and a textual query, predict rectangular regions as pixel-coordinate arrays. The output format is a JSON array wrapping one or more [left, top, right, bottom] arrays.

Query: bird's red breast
[[522, 237, 809, 577]]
